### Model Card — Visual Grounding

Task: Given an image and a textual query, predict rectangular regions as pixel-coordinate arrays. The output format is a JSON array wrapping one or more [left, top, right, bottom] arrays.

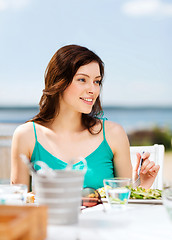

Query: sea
[[0, 106, 172, 136]]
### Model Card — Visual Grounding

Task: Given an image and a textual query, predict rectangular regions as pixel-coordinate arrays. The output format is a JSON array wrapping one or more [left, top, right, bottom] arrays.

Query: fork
[[132, 152, 144, 188], [132, 175, 141, 189]]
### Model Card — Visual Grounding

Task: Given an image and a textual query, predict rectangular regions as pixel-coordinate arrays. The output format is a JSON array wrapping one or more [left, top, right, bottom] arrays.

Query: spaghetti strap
[[102, 118, 106, 140], [32, 122, 41, 162], [33, 122, 38, 142]]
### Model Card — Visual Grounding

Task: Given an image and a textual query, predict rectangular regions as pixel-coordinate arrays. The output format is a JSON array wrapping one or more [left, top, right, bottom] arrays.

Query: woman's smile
[[80, 97, 94, 105]]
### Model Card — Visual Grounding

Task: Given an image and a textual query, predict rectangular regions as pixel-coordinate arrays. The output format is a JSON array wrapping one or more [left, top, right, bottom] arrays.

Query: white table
[[47, 203, 172, 240]]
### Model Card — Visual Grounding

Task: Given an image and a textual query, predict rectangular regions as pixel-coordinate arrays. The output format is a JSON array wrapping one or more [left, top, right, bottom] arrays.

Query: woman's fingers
[[147, 165, 160, 177], [134, 152, 150, 172], [149, 165, 160, 173], [140, 160, 155, 174], [133, 153, 141, 171], [141, 163, 160, 178], [142, 152, 150, 159], [134, 151, 160, 175]]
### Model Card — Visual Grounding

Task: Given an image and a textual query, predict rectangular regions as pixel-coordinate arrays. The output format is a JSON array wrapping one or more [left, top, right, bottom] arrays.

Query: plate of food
[[97, 187, 162, 205], [128, 187, 162, 204]]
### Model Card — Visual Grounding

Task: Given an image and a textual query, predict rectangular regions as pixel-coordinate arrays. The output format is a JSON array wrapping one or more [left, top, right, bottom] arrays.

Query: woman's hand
[[133, 152, 160, 189]]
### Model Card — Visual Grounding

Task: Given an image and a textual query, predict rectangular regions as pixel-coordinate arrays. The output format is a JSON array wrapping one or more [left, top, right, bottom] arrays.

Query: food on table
[[26, 192, 35, 203], [97, 185, 111, 198], [87, 192, 98, 198], [97, 186, 162, 200], [129, 187, 162, 199]]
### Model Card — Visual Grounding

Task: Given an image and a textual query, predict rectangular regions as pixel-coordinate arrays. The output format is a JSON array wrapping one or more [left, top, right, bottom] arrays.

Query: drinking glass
[[162, 187, 172, 221], [103, 178, 131, 208], [0, 184, 28, 205]]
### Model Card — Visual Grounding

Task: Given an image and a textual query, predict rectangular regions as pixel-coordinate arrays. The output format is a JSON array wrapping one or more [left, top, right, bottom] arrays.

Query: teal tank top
[[31, 119, 115, 189]]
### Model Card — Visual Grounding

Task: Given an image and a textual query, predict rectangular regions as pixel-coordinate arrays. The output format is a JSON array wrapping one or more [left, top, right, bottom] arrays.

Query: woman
[[11, 44, 160, 190]]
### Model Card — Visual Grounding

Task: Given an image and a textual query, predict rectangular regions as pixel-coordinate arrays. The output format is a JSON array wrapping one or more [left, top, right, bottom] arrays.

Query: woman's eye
[[94, 80, 101, 85], [78, 78, 85, 82]]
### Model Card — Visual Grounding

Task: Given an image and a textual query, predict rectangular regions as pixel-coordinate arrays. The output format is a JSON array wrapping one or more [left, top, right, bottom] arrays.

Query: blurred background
[[0, 0, 171, 184]]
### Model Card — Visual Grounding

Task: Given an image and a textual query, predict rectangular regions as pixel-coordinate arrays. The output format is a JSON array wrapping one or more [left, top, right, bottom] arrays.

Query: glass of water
[[0, 184, 28, 205], [103, 178, 131, 208]]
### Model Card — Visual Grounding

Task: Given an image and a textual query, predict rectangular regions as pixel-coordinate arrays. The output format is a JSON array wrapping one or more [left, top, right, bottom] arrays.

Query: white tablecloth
[[47, 203, 172, 240]]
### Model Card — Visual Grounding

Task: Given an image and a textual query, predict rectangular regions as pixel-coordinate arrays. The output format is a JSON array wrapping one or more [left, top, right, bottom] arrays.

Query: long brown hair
[[30, 44, 104, 134]]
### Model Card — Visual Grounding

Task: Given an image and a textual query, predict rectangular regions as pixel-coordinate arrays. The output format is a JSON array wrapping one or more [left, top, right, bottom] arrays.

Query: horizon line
[[0, 104, 172, 110]]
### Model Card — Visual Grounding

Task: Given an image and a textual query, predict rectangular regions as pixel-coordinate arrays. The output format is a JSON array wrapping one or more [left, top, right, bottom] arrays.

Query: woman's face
[[60, 61, 101, 114]]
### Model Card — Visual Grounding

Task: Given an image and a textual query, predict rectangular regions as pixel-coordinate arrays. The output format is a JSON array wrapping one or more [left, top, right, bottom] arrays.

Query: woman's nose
[[86, 82, 94, 94], [89, 91, 93, 94]]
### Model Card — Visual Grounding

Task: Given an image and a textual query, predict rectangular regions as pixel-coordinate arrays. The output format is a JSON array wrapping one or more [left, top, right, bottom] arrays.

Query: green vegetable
[[129, 187, 162, 200], [97, 186, 162, 200]]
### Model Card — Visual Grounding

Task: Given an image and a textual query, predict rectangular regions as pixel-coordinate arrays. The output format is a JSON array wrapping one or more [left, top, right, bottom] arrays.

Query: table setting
[[0, 180, 168, 240], [0, 155, 172, 240], [44, 176, 172, 240]]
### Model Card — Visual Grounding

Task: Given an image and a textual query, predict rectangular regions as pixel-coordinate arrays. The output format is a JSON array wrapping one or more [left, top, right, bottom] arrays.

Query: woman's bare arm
[[105, 121, 132, 178], [11, 123, 33, 190], [105, 121, 160, 189]]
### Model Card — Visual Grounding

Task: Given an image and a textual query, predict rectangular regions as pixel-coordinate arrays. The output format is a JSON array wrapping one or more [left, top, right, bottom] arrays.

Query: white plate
[[102, 198, 162, 205], [128, 199, 162, 204]]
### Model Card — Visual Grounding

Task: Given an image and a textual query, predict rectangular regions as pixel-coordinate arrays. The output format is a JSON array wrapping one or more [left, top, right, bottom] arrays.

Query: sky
[[0, 0, 172, 107]]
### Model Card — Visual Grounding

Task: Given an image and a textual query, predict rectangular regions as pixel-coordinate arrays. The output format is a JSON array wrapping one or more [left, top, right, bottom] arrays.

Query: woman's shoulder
[[14, 121, 34, 134], [13, 122, 34, 142], [104, 120, 126, 137], [11, 122, 36, 158], [104, 120, 129, 152]]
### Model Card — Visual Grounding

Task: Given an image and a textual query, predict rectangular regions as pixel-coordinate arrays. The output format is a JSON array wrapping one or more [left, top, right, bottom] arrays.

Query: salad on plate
[[97, 186, 162, 200]]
